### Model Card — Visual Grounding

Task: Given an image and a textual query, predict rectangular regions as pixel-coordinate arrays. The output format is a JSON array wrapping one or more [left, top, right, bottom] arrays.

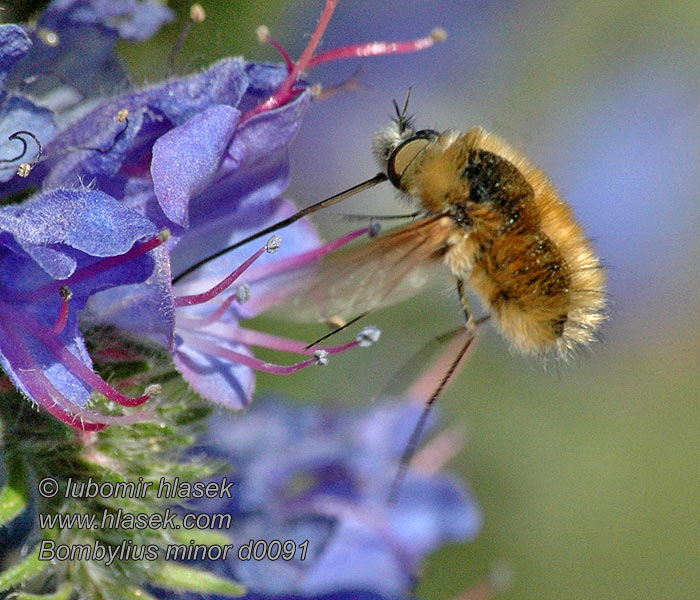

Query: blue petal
[[390, 474, 482, 554], [0, 310, 92, 408], [0, 25, 31, 87], [0, 188, 156, 278], [300, 520, 414, 598], [83, 244, 175, 348], [173, 337, 255, 409], [152, 104, 241, 227], [43, 59, 248, 189]]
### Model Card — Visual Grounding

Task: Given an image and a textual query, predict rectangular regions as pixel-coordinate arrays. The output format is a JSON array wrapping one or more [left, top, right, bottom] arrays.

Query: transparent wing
[[264, 216, 454, 322]]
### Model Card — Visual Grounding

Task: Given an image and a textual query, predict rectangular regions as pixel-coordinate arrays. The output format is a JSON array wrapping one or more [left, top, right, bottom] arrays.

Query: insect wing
[[263, 216, 453, 322]]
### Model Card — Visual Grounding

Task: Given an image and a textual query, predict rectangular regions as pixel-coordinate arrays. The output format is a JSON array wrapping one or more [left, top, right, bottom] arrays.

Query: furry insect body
[[377, 124, 606, 358]]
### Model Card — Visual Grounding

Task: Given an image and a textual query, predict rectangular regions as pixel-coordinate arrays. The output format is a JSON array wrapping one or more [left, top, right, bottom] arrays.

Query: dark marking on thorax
[[462, 149, 533, 230]]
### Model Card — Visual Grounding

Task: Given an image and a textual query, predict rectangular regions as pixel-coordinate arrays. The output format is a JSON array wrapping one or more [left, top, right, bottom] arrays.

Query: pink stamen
[[308, 28, 447, 68], [184, 291, 239, 327], [43, 401, 108, 431], [268, 39, 295, 72], [0, 316, 153, 429], [180, 332, 327, 374], [241, 0, 340, 123], [51, 286, 72, 334], [244, 226, 369, 282], [241, 0, 445, 124], [178, 321, 372, 356], [174, 242, 268, 308], [455, 563, 514, 600], [259, 28, 294, 73], [0, 301, 151, 407], [174, 227, 369, 302], [34, 233, 165, 299]]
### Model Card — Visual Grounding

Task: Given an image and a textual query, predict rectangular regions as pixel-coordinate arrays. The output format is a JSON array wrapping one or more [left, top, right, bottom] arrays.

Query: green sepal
[[0, 448, 29, 528], [11, 581, 74, 600], [149, 563, 245, 597], [0, 546, 48, 593]]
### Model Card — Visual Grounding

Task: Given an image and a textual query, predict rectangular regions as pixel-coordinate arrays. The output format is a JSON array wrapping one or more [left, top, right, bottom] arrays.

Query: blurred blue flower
[[189, 399, 481, 598], [8, 0, 173, 100]]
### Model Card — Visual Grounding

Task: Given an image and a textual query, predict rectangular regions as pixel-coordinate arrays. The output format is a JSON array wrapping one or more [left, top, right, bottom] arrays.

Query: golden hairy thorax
[[403, 127, 606, 357]]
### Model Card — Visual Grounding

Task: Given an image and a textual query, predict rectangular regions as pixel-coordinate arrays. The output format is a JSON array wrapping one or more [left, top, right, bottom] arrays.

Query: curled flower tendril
[[0, 130, 44, 174]]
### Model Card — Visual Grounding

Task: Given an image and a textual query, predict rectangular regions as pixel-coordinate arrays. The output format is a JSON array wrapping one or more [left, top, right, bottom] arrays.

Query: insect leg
[[456, 278, 477, 334], [388, 330, 476, 506]]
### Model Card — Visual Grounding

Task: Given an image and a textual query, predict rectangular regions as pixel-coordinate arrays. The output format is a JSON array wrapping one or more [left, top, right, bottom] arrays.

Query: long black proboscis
[[304, 311, 370, 351], [173, 172, 388, 284]]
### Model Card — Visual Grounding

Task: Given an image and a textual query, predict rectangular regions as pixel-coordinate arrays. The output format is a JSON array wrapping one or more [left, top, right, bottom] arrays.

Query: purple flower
[[189, 397, 481, 598], [0, 187, 169, 429], [1, 0, 445, 417]]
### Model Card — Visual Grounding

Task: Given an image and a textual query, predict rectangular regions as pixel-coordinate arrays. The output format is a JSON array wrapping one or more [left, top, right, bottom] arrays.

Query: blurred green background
[[122, 1, 700, 598]]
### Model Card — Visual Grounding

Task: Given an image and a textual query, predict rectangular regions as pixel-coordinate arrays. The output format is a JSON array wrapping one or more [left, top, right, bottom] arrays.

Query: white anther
[[256, 25, 270, 44], [431, 27, 448, 42], [16, 162, 31, 177], [38, 28, 59, 47], [235, 283, 251, 304], [356, 326, 381, 347], [314, 349, 329, 366], [144, 384, 162, 397], [266, 235, 282, 253], [190, 3, 206, 23]]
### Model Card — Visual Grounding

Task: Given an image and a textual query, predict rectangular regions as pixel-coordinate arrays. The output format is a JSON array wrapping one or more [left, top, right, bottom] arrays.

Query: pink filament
[[174, 244, 267, 307], [180, 321, 360, 356], [181, 332, 324, 374], [34, 234, 164, 299], [244, 226, 369, 282], [241, 0, 444, 124], [187, 291, 239, 327], [0, 316, 152, 429], [0, 301, 151, 407], [308, 32, 443, 68], [410, 426, 465, 475], [52, 295, 70, 334], [266, 38, 294, 72], [241, 0, 340, 123]]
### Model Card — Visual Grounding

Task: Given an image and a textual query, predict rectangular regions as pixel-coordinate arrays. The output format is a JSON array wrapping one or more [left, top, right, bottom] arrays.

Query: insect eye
[[387, 133, 436, 190], [414, 129, 439, 139]]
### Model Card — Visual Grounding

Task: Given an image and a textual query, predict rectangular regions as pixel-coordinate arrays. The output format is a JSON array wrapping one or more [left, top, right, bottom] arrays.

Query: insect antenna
[[173, 172, 388, 284], [304, 311, 371, 350], [393, 85, 414, 133]]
